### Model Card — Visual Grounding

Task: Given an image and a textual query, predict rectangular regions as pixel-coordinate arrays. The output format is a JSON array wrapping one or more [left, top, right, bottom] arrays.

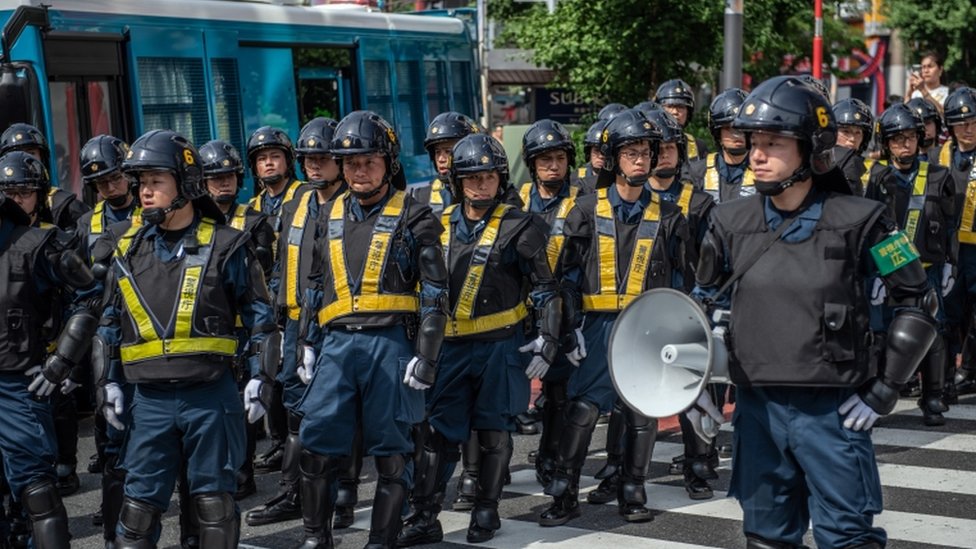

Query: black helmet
[[424, 112, 480, 164], [449, 133, 509, 206], [798, 74, 831, 102], [295, 117, 339, 184], [199, 140, 245, 206], [123, 130, 224, 224], [633, 100, 661, 119], [643, 109, 687, 176], [598, 108, 663, 174], [906, 97, 943, 147], [331, 110, 405, 191], [708, 88, 749, 145], [832, 98, 874, 153], [522, 119, 575, 185], [583, 119, 607, 158], [246, 126, 294, 187], [598, 103, 628, 121], [733, 76, 837, 194], [0, 150, 50, 195], [655, 79, 696, 119], [877, 103, 924, 161], [944, 87, 976, 140], [80, 135, 129, 185], [0, 123, 49, 159]]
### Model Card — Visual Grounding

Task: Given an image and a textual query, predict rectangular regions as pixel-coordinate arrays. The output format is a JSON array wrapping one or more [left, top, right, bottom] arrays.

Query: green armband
[[871, 231, 921, 276]]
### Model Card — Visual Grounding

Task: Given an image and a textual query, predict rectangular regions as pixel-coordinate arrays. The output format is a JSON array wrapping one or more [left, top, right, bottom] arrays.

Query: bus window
[[49, 79, 118, 197], [425, 61, 450, 121], [211, 58, 245, 157], [137, 57, 211, 146], [294, 47, 353, 125], [395, 60, 424, 156], [364, 60, 395, 126], [451, 60, 475, 118]]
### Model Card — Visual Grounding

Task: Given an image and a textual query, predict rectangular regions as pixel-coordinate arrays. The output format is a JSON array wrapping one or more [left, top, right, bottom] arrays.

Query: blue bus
[[0, 0, 480, 198]]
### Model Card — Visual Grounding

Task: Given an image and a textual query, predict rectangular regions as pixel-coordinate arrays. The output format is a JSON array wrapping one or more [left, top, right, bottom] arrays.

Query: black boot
[[177, 464, 199, 549], [102, 459, 126, 545], [195, 493, 240, 549], [586, 471, 619, 505], [539, 399, 598, 526], [535, 382, 567, 487], [334, 426, 363, 529], [453, 431, 479, 511], [465, 431, 510, 543], [617, 407, 656, 523], [366, 455, 407, 548], [593, 400, 625, 480], [298, 450, 336, 549], [246, 412, 304, 526], [22, 479, 71, 549], [236, 416, 258, 500], [116, 497, 161, 549], [680, 412, 717, 500], [919, 335, 948, 427], [397, 428, 449, 547]]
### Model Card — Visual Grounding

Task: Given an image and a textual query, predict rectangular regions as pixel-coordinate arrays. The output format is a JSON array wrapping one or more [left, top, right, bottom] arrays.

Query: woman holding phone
[[909, 51, 949, 116]]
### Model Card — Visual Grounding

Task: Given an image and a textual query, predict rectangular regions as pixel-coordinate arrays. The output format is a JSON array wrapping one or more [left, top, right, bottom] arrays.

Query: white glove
[[25, 366, 58, 398], [244, 379, 267, 424], [60, 378, 80, 395], [686, 390, 726, 443], [942, 263, 956, 296], [524, 355, 550, 379], [297, 345, 316, 385], [403, 356, 433, 390], [839, 394, 881, 431], [869, 278, 887, 306], [103, 383, 126, 431], [565, 328, 587, 367], [519, 335, 545, 355]]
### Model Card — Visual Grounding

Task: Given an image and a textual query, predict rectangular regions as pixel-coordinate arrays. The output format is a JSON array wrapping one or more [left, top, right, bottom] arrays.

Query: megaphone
[[608, 288, 730, 418]]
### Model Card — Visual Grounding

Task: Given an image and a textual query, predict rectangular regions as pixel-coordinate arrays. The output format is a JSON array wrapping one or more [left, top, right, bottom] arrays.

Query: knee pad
[[299, 449, 334, 479], [564, 399, 599, 429], [21, 479, 62, 519], [622, 406, 655, 429], [374, 454, 406, 483], [426, 428, 460, 463], [194, 492, 235, 525], [476, 430, 509, 452], [119, 497, 161, 538]]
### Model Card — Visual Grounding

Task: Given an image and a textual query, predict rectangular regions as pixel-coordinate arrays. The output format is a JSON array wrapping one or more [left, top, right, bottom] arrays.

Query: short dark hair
[[920, 50, 943, 68]]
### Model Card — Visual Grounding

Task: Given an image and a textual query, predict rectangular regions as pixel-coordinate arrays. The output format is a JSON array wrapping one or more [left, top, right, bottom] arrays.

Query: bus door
[[296, 66, 352, 125]]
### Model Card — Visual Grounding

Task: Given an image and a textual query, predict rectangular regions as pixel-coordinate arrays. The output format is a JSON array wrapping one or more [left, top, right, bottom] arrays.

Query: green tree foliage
[[884, 0, 976, 86]]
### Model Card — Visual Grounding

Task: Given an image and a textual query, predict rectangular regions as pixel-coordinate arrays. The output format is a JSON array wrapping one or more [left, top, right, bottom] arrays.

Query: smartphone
[[912, 64, 922, 75]]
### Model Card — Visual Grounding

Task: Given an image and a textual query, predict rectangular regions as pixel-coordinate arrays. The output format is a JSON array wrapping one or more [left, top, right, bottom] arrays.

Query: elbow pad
[[251, 329, 282, 381], [695, 232, 724, 288], [56, 249, 95, 290], [882, 309, 938, 387], [538, 294, 563, 365], [415, 312, 447, 365], [418, 244, 448, 285]]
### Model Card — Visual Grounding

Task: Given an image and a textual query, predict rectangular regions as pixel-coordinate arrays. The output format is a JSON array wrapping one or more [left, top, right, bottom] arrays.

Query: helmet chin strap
[[309, 177, 340, 191], [213, 192, 237, 205], [724, 146, 749, 157], [350, 179, 387, 201], [141, 195, 188, 225], [754, 165, 811, 196], [259, 173, 284, 188], [106, 194, 131, 208], [464, 196, 497, 210], [652, 167, 677, 179]]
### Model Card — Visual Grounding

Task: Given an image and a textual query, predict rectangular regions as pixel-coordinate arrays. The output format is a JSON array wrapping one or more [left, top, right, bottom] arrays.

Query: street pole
[[477, 0, 489, 128], [722, 0, 743, 91], [813, 0, 823, 79]]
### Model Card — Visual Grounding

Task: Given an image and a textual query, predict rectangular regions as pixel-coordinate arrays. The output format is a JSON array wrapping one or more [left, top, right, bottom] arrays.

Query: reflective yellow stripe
[[284, 194, 314, 320], [284, 180, 302, 203], [229, 203, 248, 230], [250, 180, 303, 213], [545, 187, 578, 272], [442, 204, 511, 320], [743, 167, 755, 188], [705, 153, 753, 197], [677, 184, 693, 216], [940, 142, 952, 167], [584, 187, 661, 312], [317, 191, 416, 325], [47, 187, 56, 209], [444, 301, 528, 337], [904, 162, 928, 245], [578, 166, 587, 179], [685, 133, 698, 158], [430, 178, 445, 210], [959, 180, 976, 245], [117, 277, 157, 343], [91, 201, 106, 234], [861, 158, 876, 188], [120, 337, 238, 362], [519, 182, 532, 211]]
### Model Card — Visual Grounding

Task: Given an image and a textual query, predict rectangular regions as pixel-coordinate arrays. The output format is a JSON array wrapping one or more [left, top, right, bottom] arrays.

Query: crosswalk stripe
[[871, 428, 976, 453]]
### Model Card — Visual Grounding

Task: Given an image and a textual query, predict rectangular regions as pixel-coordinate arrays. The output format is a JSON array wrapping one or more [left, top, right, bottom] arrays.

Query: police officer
[[91, 130, 279, 548], [865, 104, 957, 426], [688, 88, 755, 201], [832, 97, 876, 195], [294, 111, 447, 549], [245, 116, 351, 530], [0, 123, 90, 231], [655, 79, 708, 161], [577, 120, 606, 193], [515, 119, 586, 490], [539, 109, 691, 526], [938, 88, 976, 391], [0, 151, 101, 549], [398, 132, 561, 545], [413, 112, 480, 216], [693, 75, 937, 549], [907, 97, 944, 161]]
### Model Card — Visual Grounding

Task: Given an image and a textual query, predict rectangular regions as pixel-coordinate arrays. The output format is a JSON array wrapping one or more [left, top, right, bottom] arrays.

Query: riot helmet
[[906, 97, 942, 149], [522, 119, 575, 189], [832, 98, 874, 153], [123, 130, 224, 225], [449, 133, 509, 209], [246, 126, 294, 190], [598, 108, 662, 186], [0, 123, 49, 160], [733, 75, 838, 196], [598, 103, 628, 121], [708, 88, 749, 154], [330, 110, 405, 196], [424, 111, 480, 166], [798, 74, 831, 102], [877, 103, 924, 164], [0, 150, 50, 219], [655, 79, 695, 124], [944, 87, 976, 143], [295, 117, 341, 189], [642, 109, 686, 179], [633, 100, 661, 119], [81, 135, 132, 207], [199, 140, 245, 205]]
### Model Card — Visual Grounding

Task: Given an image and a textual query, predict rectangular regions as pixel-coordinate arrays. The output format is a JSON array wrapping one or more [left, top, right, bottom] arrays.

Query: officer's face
[[589, 148, 605, 170], [656, 142, 678, 170], [303, 153, 339, 183], [94, 172, 129, 201], [6, 187, 38, 216], [533, 150, 568, 183], [749, 133, 802, 181], [886, 130, 919, 160], [138, 170, 180, 210], [256, 149, 288, 179], [21, 147, 42, 161], [206, 173, 238, 199], [663, 104, 688, 126], [617, 141, 652, 179], [433, 140, 458, 176], [924, 120, 937, 142], [342, 153, 387, 193], [951, 119, 976, 151], [720, 127, 747, 152], [461, 171, 500, 203], [836, 125, 864, 151]]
